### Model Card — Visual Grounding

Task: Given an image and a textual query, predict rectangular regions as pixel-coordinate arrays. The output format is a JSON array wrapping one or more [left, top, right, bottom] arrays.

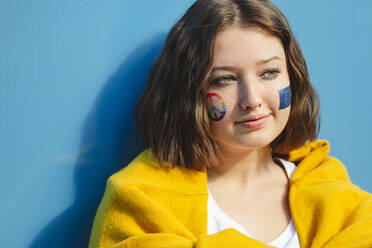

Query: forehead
[[212, 27, 285, 67]]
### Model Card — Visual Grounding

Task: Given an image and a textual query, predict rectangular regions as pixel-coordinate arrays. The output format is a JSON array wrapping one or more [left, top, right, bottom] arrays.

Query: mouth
[[235, 114, 270, 128], [236, 114, 270, 124]]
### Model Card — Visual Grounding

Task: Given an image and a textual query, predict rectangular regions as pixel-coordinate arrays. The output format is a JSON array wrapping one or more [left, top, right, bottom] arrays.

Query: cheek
[[278, 85, 291, 110], [273, 86, 292, 128], [206, 92, 227, 122], [264, 85, 291, 111]]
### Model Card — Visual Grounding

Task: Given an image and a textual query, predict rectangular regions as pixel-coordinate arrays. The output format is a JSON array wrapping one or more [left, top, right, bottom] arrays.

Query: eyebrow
[[211, 56, 282, 72], [256, 56, 281, 65]]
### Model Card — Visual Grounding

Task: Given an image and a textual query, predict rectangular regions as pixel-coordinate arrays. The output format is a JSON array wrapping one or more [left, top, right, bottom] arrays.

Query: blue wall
[[1, 1, 371, 247]]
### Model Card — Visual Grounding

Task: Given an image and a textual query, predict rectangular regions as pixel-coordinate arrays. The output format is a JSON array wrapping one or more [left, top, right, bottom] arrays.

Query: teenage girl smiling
[[89, 1, 372, 247]]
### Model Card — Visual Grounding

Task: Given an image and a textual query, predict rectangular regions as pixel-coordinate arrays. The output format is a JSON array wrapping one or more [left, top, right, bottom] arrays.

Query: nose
[[239, 78, 262, 110]]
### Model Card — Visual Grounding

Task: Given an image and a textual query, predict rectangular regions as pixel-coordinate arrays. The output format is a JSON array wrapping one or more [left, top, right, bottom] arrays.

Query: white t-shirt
[[207, 158, 300, 248]]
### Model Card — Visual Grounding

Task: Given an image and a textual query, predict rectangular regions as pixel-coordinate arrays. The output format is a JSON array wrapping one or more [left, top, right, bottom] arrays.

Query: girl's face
[[206, 27, 291, 152]]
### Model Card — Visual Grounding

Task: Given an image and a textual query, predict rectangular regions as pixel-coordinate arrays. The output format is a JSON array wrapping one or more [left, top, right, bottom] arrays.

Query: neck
[[207, 145, 280, 189]]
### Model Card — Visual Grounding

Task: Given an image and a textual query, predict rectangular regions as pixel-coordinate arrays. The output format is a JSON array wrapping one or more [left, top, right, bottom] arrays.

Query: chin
[[214, 130, 283, 153], [237, 133, 278, 148], [219, 138, 274, 153], [238, 141, 272, 151]]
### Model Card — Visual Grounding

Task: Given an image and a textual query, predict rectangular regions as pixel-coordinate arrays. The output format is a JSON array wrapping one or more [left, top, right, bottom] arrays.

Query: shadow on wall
[[29, 33, 166, 248]]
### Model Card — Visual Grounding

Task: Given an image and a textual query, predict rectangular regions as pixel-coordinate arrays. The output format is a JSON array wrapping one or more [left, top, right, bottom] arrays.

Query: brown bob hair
[[135, 0, 319, 171]]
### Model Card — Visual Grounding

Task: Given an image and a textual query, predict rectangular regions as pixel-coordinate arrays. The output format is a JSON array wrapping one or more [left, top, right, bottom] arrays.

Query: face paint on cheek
[[278, 85, 291, 110], [206, 93, 227, 121]]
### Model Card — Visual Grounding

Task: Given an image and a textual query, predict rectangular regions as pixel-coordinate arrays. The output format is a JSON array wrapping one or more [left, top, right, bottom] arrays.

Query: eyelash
[[210, 68, 281, 86], [262, 68, 280, 80]]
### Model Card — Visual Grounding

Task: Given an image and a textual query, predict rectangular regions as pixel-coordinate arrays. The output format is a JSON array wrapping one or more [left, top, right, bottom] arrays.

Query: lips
[[235, 114, 270, 128], [236, 114, 270, 124]]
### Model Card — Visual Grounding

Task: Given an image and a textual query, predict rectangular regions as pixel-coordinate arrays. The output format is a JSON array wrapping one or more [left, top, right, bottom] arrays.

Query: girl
[[89, 0, 372, 247]]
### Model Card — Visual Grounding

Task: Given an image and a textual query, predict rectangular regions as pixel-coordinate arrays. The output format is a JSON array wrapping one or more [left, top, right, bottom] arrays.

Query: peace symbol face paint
[[206, 93, 226, 121], [278, 85, 291, 110]]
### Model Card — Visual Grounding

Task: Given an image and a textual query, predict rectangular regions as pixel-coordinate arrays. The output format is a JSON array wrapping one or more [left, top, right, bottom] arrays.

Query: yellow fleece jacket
[[89, 140, 372, 248]]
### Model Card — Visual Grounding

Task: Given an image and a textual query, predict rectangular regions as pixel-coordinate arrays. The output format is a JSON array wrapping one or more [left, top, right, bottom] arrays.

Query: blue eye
[[262, 69, 280, 80]]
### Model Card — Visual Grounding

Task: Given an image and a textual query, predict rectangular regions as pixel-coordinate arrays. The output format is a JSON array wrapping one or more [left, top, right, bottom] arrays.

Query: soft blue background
[[1, 0, 371, 247]]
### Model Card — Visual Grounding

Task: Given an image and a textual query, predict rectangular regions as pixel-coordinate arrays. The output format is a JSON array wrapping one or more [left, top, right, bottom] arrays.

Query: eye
[[261, 68, 280, 80], [211, 75, 236, 86]]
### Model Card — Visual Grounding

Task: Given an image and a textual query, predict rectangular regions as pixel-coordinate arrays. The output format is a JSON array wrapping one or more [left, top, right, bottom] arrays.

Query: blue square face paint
[[279, 85, 291, 110]]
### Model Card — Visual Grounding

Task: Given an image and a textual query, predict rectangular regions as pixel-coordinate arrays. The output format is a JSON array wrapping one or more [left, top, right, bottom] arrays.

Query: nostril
[[240, 98, 262, 110]]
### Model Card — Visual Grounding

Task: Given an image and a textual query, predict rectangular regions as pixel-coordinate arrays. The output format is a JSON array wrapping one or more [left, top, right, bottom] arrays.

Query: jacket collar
[[119, 140, 351, 246], [124, 140, 336, 195]]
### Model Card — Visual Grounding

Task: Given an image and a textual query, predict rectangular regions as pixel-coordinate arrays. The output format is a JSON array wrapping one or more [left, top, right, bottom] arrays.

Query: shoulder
[[286, 142, 372, 247], [89, 149, 206, 247], [289, 140, 350, 183], [288, 140, 370, 203], [107, 149, 207, 195]]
